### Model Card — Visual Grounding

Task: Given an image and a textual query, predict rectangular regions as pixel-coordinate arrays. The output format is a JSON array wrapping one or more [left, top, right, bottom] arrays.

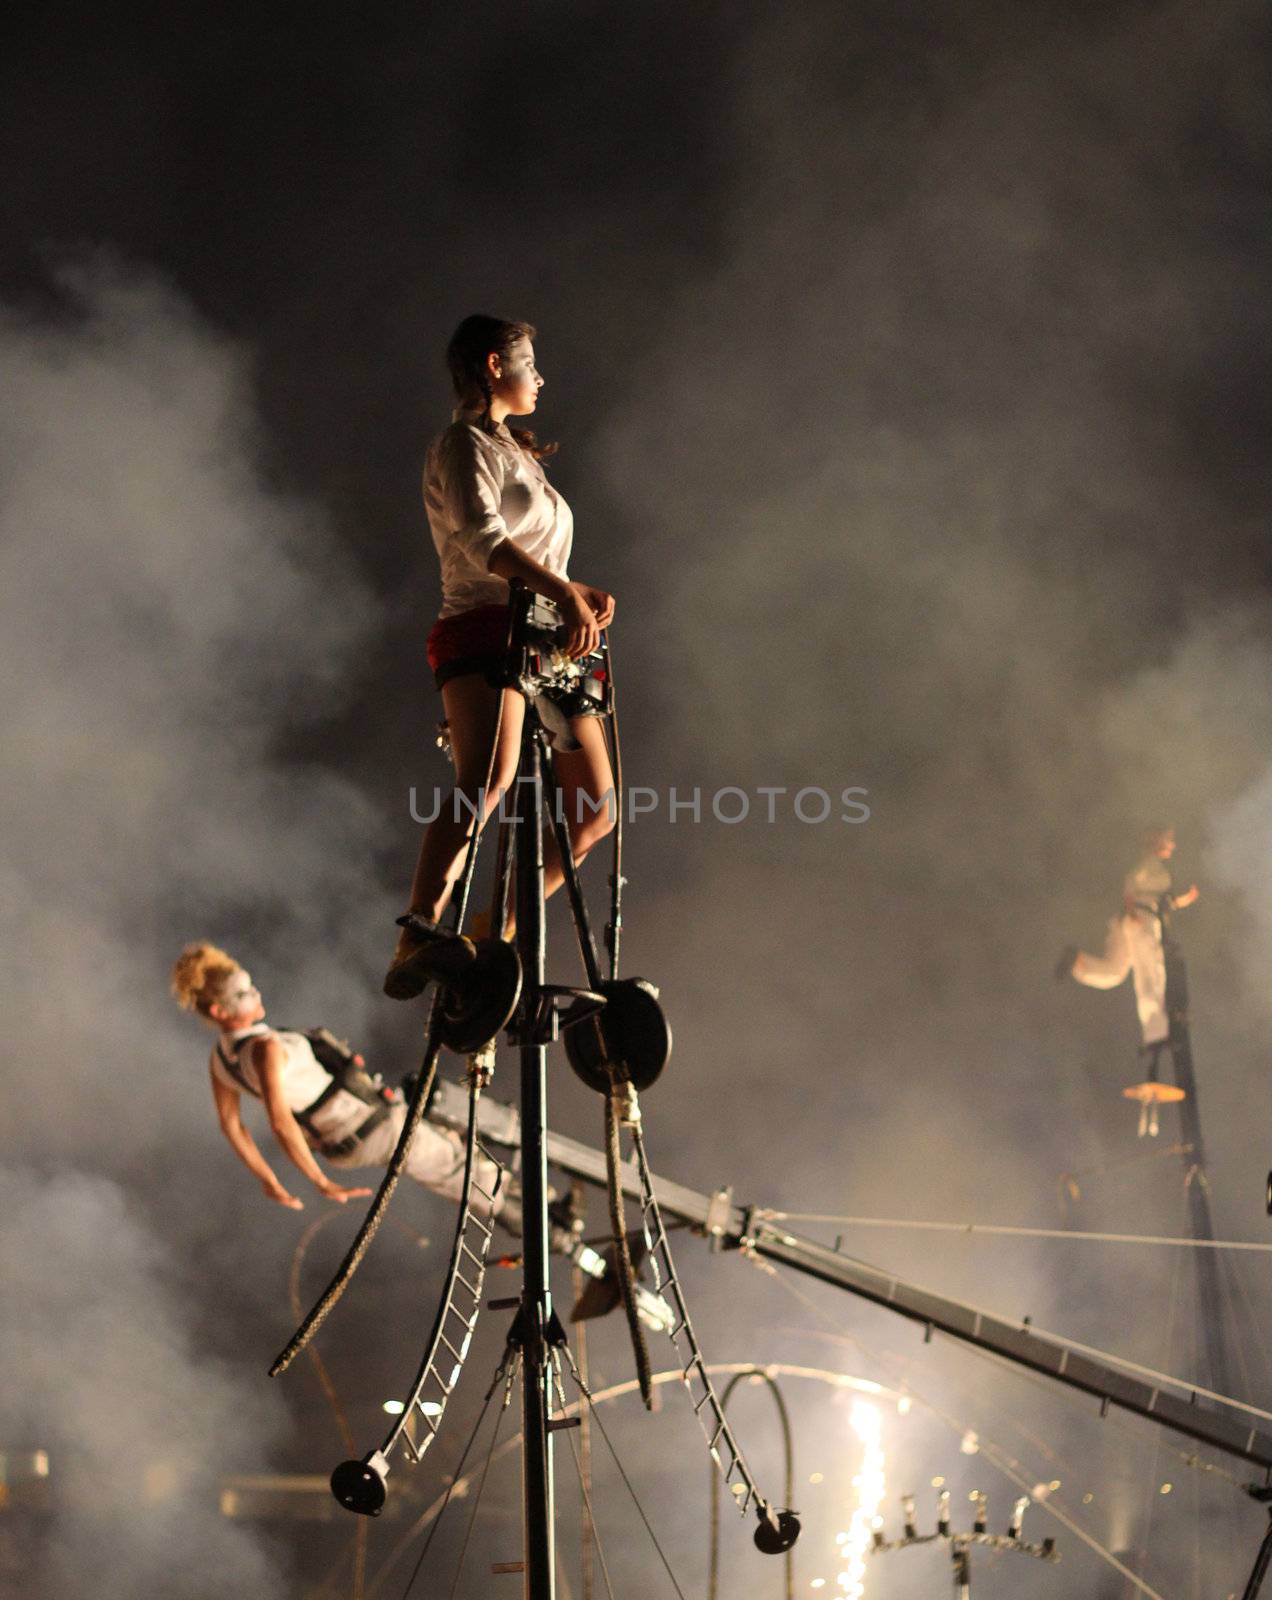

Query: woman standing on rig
[[384, 315, 617, 1000]]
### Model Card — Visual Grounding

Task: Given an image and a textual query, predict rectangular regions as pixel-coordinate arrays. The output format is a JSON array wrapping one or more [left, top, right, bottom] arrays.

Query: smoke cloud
[[0, 262, 403, 1597], [1, 1167, 290, 1598], [5, 3, 1272, 1595]]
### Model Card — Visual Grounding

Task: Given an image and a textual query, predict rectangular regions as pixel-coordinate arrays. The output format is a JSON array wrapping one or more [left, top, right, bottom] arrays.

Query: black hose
[[603, 631, 624, 982], [272, 634, 513, 1377], [605, 1084, 652, 1409], [270, 1010, 446, 1376], [707, 1369, 795, 1600]]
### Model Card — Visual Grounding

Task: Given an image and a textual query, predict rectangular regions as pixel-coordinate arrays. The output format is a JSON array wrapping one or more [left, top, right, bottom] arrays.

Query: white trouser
[[1073, 912, 1169, 1047], [325, 1103, 507, 1215]]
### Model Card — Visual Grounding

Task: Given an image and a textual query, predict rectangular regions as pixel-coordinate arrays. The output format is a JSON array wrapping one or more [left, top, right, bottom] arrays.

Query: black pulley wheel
[[331, 1457, 387, 1517], [437, 939, 523, 1054], [564, 977, 670, 1093], [1266, 1170, 1272, 1217], [754, 1508, 802, 1554]]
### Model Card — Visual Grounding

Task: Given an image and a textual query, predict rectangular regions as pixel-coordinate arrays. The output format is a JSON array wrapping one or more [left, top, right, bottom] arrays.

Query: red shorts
[[426, 604, 511, 686]]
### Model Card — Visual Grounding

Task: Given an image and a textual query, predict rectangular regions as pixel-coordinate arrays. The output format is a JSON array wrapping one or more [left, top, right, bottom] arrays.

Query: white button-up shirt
[[424, 409, 574, 618]]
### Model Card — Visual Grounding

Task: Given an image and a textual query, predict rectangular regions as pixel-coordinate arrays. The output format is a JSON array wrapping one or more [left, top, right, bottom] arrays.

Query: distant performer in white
[[1055, 826, 1199, 1053], [170, 941, 497, 1213]]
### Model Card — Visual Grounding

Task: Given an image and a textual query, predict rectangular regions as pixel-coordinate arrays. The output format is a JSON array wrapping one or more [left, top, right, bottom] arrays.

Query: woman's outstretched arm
[[252, 1039, 373, 1206], [210, 1067, 303, 1209]]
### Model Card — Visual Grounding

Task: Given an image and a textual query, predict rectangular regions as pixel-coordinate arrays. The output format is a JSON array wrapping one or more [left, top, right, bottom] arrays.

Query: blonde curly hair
[[170, 942, 241, 1016]]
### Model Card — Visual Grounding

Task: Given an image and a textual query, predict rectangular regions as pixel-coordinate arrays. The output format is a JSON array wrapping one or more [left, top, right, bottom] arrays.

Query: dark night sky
[[4, 4, 1272, 1597]]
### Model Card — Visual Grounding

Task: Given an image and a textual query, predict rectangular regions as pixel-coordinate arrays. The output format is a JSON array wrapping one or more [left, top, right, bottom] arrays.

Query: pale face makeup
[[212, 969, 263, 1025]]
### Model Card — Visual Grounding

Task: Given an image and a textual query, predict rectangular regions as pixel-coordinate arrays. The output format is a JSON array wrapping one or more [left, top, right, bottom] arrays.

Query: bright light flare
[[838, 1400, 886, 1597]]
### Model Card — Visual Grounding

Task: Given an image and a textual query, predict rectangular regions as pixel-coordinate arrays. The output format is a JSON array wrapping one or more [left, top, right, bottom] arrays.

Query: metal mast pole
[[1162, 924, 1236, 1401], [515, 725, 556, 1600]]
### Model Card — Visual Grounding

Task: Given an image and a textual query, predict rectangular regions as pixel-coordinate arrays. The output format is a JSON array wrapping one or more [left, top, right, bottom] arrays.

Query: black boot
[[383, 915, 476, 1001]]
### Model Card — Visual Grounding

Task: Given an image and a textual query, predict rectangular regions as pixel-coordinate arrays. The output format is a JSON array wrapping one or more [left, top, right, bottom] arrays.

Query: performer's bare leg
[[1065, 916, 1133, 988], [401, 684, 615, 938], [406, 675, 526, 922], [464, 711, 617, 938]]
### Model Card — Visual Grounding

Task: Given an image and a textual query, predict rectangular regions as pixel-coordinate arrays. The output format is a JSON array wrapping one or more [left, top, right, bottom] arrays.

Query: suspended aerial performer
[[171, 942, 674, 1323], [384, 315, 617, 1001], [1055, 825, 1200, 1060], [171, 942, 497, 1213]]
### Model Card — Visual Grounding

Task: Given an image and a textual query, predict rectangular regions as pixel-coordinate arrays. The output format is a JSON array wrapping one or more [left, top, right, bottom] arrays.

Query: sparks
[[838, 1400, 886, 1597]]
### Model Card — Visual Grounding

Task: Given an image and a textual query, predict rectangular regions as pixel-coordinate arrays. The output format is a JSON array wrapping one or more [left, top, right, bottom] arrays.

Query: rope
[[553, 1355, 617, 1600], [363, 1365, 899, 1600], [396, 1344, 514, 1600], [285, 1212, 364, 1598], [1059, 1140, 1192, 1196], [271, 624, 511, 1378], [286, 1212, 359, 1453], [753, 1230, 1272, 1426], [269, 1012, 445, 1375], [1001, 1469, 1168, 1600], [569, 1202, 597, 1600], [1133, 1201, 1185, 1587], [446, 646, 509, 936], [603, 630, 624, 982], [562, 1348, 689, 1600], [757, 1211, 1272, 1255], [443, 1364, 513, 1600], [927, 1320, 1254, 1494], [752, 1259, 1170, 1600], [605, 1086, 653, 1408]]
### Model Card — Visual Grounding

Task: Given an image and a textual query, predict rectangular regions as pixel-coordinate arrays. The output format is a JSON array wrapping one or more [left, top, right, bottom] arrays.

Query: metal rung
[[624, 1126, 777, 1540]]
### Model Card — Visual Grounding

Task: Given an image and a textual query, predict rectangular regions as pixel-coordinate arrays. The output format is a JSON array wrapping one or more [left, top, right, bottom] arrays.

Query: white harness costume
[[211, 1023, 492, 1205]]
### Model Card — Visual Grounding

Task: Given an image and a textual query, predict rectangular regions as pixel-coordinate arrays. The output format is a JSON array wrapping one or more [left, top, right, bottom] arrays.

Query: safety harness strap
[[215, 1032, 263, 1096], [215, 1027, 398, 1153]]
